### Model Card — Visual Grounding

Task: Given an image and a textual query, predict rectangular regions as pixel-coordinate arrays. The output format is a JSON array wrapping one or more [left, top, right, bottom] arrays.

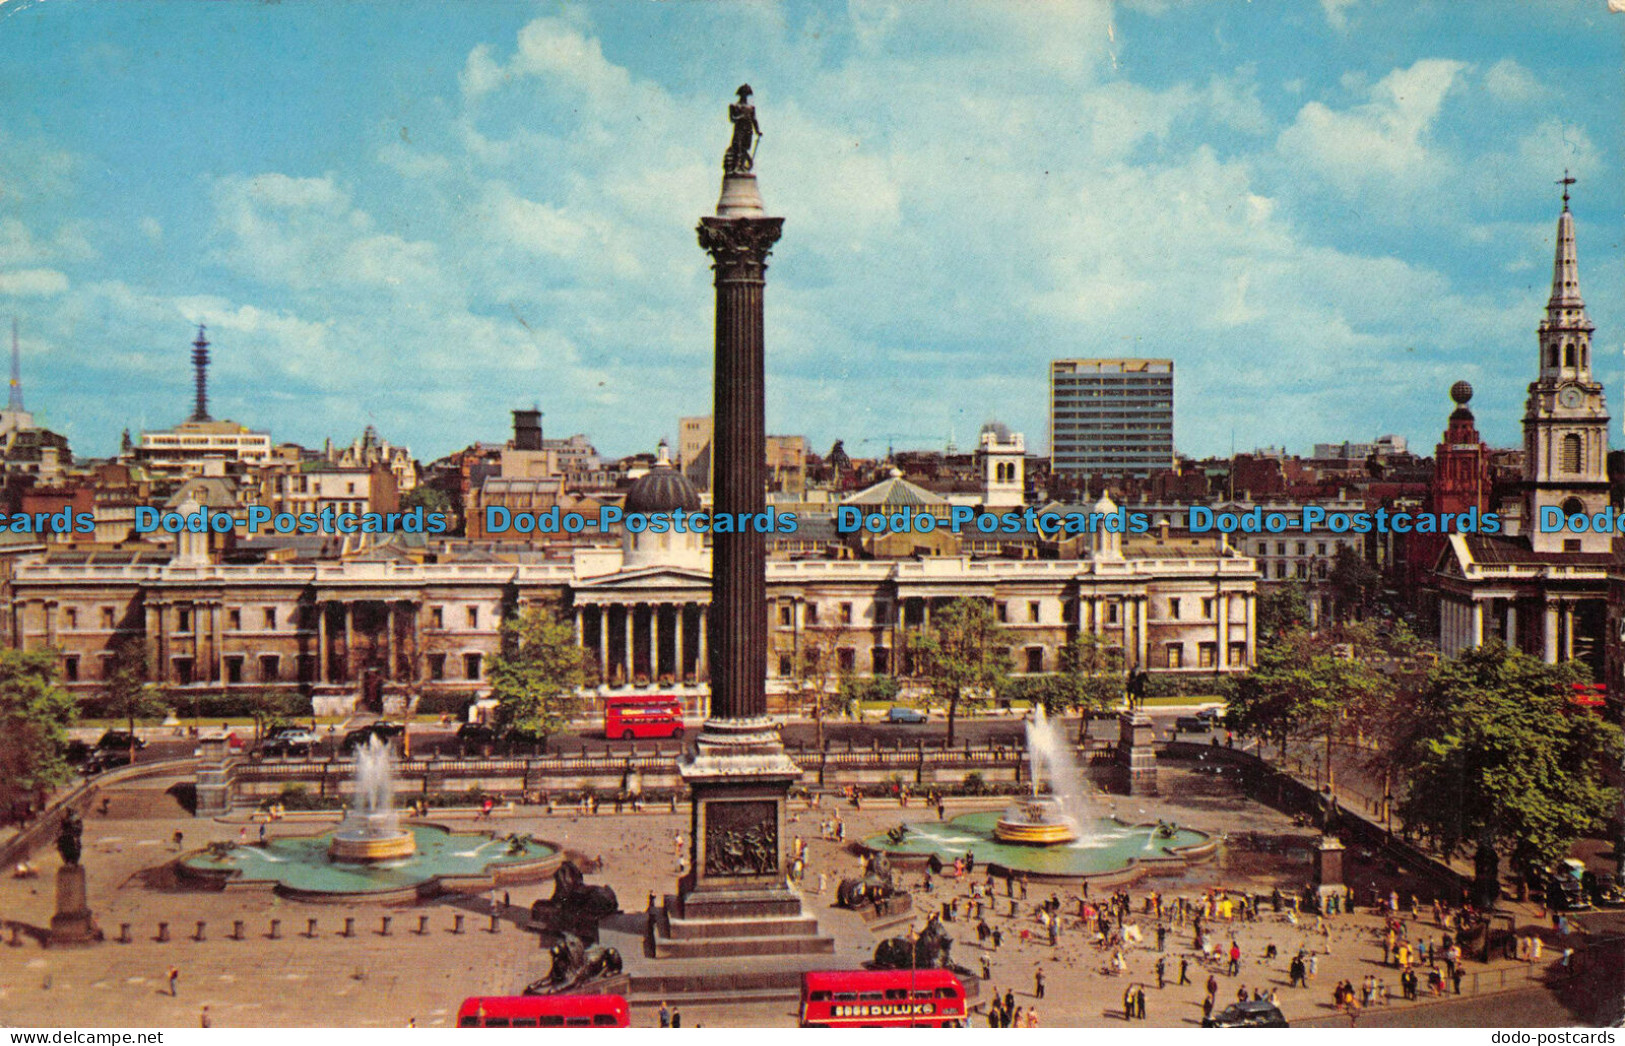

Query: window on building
[[260, 655, 281, 682], [1295, 562, 1308, 579], [1564, 538, 1581, 553], [1316, 542, 1327, 555], [1318, 562, 1328, 580], [62, 655, 79, 682], [174, 657, 194, 685], [875, 602, 892, 625], [297, 654, 316, 683], [177, 608, 192, 633], [1028, 601, 1041, 623], [1275, 562, 1287, 579], [1201, 598, 1214, 618], [1564, 341, 1574, 368], [1106, 601, 1120, 625], [431, 606, 444, 629], [1168, 598, 1181, 619], [778, 654, 792, 677], [836, 647, 855, 672], [839, 602, 853, 625], [1562, 433, 1582, 473], [225, 656, 244, 684], [1276, 542, 1286, 555], [466, 606, 479, 629], [428, 654, 446, 680], [995, 602, 1008, 623], [1165, 644, 1183, 669], [63, 607, 77, 630], [872, 646, 889, 674], [1296, 542, 1307, 556], [263, 607, 277, 630], [101, 607, 115, 629], [228, 608, 242, 631], [1228, 643, 1247, 667], [1025, 647, 1044, 673], [805, 603, 820, 625], [99, 653, 115, 680], [779, 604, 793, 627], [1197, 643, 1217, 668], [463, 653, 482, 680]]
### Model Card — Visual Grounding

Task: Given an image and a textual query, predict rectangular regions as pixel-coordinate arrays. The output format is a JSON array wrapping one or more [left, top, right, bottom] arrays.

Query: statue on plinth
[[56, 809, 84, 866], [724, 83, 761, 173]]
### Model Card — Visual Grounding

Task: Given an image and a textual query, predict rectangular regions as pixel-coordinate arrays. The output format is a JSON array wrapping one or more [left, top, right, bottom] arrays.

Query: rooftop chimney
[[512, 408, 543, 451]]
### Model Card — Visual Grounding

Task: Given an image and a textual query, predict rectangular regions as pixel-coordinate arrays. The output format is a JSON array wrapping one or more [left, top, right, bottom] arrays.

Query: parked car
[[456, 723, 499, 749], [260, 730, 318, 757], [1202, 1001, 1289, 1028], [81, 749, 133, 775], [1585, 870, 1625, 909], [885, 707, 930, 725], [1174, 716, 1209, 733], [96, 729, 147, 751], [341, 722, 406, 753], [62, 738, 93, 764], [1196, 707, 1227, 726]]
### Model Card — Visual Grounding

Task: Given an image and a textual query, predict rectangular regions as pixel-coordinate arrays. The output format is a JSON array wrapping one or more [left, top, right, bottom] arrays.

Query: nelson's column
[[648, 86, 834, 967]]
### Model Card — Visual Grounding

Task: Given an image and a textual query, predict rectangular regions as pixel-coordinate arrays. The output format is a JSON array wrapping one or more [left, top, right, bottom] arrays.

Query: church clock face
[[1559, 386, 1584, 409]]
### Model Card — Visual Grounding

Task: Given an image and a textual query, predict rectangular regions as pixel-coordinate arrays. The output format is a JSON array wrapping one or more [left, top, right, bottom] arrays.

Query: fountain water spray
[[993, 705, 1099, 845], [329, 736, 416, 861]]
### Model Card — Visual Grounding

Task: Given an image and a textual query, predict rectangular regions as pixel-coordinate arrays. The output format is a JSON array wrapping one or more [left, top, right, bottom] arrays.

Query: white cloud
[[1277, 59, 1465, 196], [1321, 0, 1358, 32], [139, 216, 163, 242], [1482, 57, 1548, 103], [0, 268, 69, 297]]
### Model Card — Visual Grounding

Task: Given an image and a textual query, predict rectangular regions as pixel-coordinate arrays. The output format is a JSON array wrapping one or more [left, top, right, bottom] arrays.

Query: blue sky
[[0, 0, 1619, 464]]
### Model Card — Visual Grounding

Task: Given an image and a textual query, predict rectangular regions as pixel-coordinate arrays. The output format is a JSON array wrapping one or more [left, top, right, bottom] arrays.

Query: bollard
[[489, 914, 500, 934], [232, 920, 244, 941], [380, 916, 392, 936], [343, 917, 355, 938], [195, 920, 206, 942], [307, 918, 319, 938], [118, 923, 132, 944], [156, 922, 170, 942], [452, 914, 465, 934], [417, 915, 429, 936], [269, 918, 281, 940]]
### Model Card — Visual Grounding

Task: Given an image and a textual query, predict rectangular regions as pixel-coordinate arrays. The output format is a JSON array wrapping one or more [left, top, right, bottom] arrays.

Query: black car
[[340, 723, 403, 753], [63, 738, 93, 764], [1175, 716, 1209, 733], [503, 726, 549, 751], [455, 723, 499, 751], [1202, 1001, 1289, 1028], [96, 729, 147, 751], [81, 749, 133, 775]]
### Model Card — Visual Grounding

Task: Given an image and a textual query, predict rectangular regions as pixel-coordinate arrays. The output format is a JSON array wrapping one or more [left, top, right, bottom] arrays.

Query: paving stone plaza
[[0, 757, 1608, 1028]]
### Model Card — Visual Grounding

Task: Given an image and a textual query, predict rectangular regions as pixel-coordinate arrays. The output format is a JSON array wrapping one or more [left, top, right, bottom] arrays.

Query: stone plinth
[[48, 864, 101, 946], [652, 718, 833, 961], [1114, 711, 1159, 796], [1313, 835, 1345, 908]]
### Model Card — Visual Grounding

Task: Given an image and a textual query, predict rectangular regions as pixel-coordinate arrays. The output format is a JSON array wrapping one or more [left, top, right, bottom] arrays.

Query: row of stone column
[[574, 602, 709, 685]]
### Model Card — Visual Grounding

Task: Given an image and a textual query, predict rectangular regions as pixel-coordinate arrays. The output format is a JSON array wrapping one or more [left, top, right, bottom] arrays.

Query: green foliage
[[486, 605, 586, 743], [413, 691, 473, 717], [401, 484, 456, 521], [1257, 582, 1312, 637], [961, 771, 989, 796], [906, 598, 1010, 744], [1328, 545, 1382, 621], [838, 675, 898, 711], [1055, 632, 1125, 713], [102, 636, 166, 736], [1395, 642, 1622, 880], [1227, 623, 1388, 760], [0, 649, 78, 814]]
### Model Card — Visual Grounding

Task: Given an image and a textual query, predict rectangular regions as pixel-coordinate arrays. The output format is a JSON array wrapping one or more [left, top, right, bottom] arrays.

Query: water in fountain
[[330, 736, 415, 860], [1020, 705, 1099, 840]]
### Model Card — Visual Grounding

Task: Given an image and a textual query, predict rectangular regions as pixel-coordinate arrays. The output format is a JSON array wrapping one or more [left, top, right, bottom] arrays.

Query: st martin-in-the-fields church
[[1437, 180, 1615, 675]]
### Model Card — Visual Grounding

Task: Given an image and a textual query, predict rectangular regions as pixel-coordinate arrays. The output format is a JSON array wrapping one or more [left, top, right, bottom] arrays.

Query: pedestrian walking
[[1034, 968, 1045, 999], [1135, 985, 1146, 1020], [658, 1001, 671, 1027], [1155, 956, 1166, 989], [168, 966, 179, 997], [980, 955, 991, 981], [671, 1007, 682, 1028], [1122, 985, 1135, 1021], [1179, 956, 1190, 985], [199, 1007, 211, 1028]]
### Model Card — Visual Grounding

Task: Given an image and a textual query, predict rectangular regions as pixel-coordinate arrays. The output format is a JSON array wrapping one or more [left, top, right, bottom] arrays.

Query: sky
[[0, 0, 1620, 465]]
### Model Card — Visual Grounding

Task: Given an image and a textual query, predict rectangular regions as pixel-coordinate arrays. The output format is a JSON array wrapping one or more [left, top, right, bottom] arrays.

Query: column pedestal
[[49, 864, 101, 946], [1113, 711, 1159, 796]]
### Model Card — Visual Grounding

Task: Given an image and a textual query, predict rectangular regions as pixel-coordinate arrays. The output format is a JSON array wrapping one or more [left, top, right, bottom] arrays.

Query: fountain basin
[[864, 810, 1215, 885], [993, 797, 1079, 845], [178, 824, 560, 902], [328, 832, 417, 862]]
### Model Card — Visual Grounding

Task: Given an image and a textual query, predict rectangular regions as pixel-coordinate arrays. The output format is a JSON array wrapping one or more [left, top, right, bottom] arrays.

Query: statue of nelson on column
[[724, 84, 761, 173]]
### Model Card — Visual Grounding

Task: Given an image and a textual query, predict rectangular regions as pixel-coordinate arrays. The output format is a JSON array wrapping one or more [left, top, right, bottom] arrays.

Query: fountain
[[993, 706, 1087, 845], [329, 737, 416, 861]]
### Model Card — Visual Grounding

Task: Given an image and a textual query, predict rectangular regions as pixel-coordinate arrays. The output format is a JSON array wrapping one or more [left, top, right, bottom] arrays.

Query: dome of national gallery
[[624, 440, 701, 515]]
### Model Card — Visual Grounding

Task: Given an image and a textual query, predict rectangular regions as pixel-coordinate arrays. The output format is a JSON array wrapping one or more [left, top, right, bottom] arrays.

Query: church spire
[[1536, 174, 1593, 383]]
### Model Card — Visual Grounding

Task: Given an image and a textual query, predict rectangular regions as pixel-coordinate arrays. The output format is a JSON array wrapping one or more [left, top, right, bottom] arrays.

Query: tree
[[1328, 546, 1382, 622], [102, 636, 165, 757], [401, 484, 458, 531], [1226, 623, 1387, 784], [486, 605, 587, 748], [905, 598, 1010, 746], [1393, 642, 1622, 908], [0, 649, 78, 822], [247, 690, 308, 741], [1056, 631, 1126, 715], [1257, 582, 1312, 638]]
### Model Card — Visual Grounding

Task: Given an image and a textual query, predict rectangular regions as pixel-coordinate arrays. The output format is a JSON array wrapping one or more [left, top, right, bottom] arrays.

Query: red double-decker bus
[[456, 995, 630, 1028], [800, 970, 967, 1028], [603, 695, 684, 740]]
